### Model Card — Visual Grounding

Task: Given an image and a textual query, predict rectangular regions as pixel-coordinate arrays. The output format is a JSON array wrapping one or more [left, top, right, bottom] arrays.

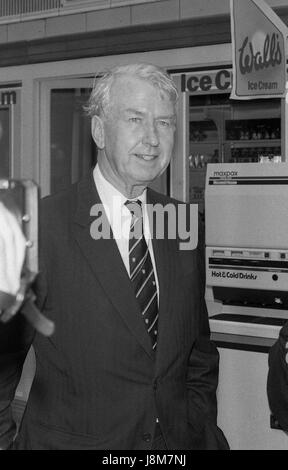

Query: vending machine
[[205, 162, 288, 339], [205, 162, 288, 449]]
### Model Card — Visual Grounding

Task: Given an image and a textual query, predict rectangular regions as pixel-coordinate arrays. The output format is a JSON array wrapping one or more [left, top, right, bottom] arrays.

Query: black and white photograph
[[0, 0, 288, 454]]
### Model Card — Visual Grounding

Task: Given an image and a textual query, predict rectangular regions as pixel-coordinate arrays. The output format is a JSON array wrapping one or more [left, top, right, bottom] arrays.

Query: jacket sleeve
[[186, 246, 229, 450], [0, 257, 48, 449], [0, 314, 34, 448], [267, 321, 288, 432]]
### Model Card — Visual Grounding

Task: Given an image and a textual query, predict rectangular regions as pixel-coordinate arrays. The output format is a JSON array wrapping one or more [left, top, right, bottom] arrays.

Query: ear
[[91, 115, 105, 149]]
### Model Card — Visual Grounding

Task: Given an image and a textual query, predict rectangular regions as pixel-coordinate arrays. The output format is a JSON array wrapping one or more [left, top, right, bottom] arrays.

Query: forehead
[[109, 75, 174, 111]]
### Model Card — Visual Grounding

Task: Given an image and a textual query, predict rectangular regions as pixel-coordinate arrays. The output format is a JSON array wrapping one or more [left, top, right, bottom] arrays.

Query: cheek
[[160, 132, 174, 155], [114, 128, 138, 153], [104, 132, 129, 165], [104, 120, 126, 149]]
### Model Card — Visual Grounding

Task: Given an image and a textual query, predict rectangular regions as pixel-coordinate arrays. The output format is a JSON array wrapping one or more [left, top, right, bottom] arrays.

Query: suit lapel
[[72, 175, 154, 360]]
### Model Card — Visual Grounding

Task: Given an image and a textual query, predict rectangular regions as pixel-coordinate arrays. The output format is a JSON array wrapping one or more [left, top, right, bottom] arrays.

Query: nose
[[142, 121, 159, 147]]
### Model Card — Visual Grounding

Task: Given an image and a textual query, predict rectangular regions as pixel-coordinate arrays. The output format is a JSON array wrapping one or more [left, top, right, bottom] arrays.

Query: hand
[[0, 201, 26, 296]]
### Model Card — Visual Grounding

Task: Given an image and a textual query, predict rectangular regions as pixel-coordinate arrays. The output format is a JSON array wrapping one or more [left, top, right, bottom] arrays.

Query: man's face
[[93, 75, 176, 195]]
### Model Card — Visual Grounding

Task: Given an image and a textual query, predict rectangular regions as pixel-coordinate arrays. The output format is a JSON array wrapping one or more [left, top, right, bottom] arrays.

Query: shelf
[[189, 167, 207, 172], [226, 140, 281, 148], [190, 141, 219, 144], [190, 140, 281, 147]]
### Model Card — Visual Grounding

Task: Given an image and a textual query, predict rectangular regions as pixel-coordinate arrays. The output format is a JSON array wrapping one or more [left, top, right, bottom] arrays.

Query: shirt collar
[[93, 164, 147, 211]]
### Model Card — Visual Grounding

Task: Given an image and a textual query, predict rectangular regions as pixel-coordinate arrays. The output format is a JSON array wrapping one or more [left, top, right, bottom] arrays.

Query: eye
[[157, 119, 171, 128], [128, 117, 142, 124]]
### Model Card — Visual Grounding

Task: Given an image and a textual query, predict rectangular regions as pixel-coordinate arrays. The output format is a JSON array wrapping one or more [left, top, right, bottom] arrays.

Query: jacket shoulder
[[147, 188, 189, 207], [40, 184, 77, 217]]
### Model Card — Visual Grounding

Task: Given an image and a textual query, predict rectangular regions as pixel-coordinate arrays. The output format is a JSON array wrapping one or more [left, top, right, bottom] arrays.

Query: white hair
[[84, 63, 178, 117]]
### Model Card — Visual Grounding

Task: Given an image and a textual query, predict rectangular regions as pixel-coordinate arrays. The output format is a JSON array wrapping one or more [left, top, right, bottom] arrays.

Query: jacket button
[[142, 433, 152, 442]]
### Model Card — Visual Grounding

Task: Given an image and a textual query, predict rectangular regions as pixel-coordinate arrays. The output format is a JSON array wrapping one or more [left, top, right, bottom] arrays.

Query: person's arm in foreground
[[267, 321, 288, 433], [0, 202, 32, 449]]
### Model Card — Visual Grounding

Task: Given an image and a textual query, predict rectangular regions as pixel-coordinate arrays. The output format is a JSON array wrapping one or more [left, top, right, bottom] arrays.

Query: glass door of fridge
[[189, 104, 226, 215], [222, 99, 281, 164], [188, 95, 281, 216], [169, 72, 281, 212]]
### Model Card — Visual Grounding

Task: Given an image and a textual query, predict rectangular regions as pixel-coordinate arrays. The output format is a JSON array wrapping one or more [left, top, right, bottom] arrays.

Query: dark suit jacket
[[267, 321, 288, 433], [0, 174, 228, 450]]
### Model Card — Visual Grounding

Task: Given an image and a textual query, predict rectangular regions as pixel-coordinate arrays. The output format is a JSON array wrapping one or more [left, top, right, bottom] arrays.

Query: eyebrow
[[124, 108, 176, 120], [124, 109, 144, 116]]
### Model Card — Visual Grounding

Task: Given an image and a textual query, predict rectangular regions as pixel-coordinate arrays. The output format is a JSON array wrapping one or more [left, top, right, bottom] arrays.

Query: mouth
[[135, 154, 158, 161]]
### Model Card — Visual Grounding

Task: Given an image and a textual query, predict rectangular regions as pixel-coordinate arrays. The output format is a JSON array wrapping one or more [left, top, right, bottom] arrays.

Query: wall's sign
[[230, 0, 288, 99]]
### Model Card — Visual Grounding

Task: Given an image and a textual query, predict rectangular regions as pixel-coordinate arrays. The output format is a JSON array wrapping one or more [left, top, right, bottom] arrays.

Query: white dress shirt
[[93, 164, 159, 299]]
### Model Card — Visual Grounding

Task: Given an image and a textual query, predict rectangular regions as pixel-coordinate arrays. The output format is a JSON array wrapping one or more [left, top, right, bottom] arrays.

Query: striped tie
[[125, 200, 158, 350]]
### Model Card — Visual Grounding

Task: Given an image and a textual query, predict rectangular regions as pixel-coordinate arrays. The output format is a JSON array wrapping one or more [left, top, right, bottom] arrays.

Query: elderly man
[[0, 63, 228, 450]]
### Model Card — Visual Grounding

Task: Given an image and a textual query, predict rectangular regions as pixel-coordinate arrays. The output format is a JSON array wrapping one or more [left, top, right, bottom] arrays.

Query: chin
[[135, 173, 159, 185], [138, 166, 164, 180]]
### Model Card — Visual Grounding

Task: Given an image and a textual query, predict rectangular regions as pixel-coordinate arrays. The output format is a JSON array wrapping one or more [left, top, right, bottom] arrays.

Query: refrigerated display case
[[187, 94, 281, 213]]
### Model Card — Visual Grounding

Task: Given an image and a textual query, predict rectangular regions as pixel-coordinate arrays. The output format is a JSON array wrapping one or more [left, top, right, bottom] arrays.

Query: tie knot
[[125, 199, 143, 219]]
